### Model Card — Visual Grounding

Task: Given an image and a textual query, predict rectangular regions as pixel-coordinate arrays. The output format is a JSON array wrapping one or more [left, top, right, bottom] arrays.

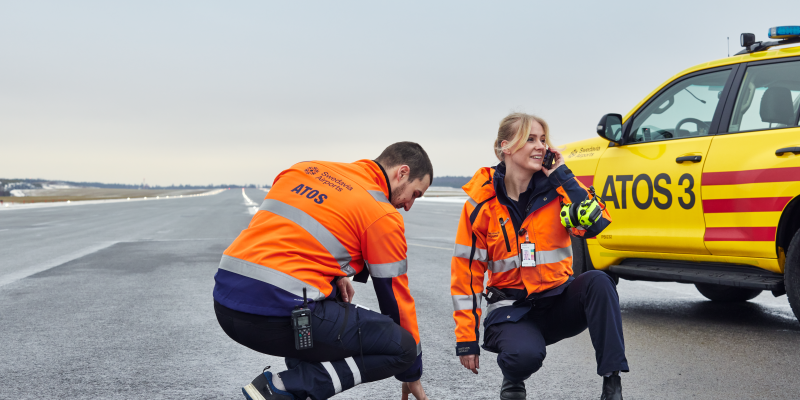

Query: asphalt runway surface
[[1, 188, 799, 399]]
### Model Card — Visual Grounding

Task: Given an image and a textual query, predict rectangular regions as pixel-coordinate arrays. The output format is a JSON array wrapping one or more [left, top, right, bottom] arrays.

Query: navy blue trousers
[[483, 271, 629, 382], [215, 300, 417, 400]]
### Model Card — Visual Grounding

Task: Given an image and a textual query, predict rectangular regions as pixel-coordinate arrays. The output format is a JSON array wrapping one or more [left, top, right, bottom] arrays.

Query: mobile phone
[[542, 149, 555, 169]]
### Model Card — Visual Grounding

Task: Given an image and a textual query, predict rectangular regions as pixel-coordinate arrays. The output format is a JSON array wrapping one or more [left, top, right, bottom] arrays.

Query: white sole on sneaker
[[243, 383, 268, 400]]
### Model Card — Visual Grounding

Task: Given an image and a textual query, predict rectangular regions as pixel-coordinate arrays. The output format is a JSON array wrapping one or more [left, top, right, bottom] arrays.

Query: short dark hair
[[375, 142, 433, 185]]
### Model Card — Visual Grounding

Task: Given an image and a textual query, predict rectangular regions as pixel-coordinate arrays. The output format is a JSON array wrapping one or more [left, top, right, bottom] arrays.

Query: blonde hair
[[494, 113, 553, 161]]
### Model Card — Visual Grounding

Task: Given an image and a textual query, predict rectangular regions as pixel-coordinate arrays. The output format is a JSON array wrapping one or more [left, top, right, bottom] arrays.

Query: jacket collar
[[492, 162, 551, 209], [355, 159, 392, 201]]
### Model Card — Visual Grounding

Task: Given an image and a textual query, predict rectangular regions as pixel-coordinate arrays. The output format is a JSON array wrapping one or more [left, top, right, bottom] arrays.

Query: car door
[[703, 57, 800, 259], [594, 67, 736, 254]]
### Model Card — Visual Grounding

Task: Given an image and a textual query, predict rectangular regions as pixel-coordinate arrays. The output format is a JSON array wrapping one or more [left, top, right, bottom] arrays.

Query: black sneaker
[[500, 378, 526, 400], [242, 368, 294, 400], [600, 372, 622, 400]]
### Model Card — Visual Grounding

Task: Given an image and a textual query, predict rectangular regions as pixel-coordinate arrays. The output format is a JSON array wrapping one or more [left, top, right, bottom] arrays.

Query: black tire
[[785, 228, 800, 324], [695, 283, 761, 302], [571, 236, 587, 277], [571, 236, 619, 284]]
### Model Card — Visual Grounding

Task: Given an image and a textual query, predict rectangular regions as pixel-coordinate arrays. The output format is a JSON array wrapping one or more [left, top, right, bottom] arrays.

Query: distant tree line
[[2, 176, 473, 194], [0, 178, 271, 194], [0, 180, 41, 196], [432, 176, 471, 188]]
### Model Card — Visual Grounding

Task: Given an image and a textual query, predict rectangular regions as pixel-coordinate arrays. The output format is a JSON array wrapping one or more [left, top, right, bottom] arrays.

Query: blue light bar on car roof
[[769, 26, 800, 39]]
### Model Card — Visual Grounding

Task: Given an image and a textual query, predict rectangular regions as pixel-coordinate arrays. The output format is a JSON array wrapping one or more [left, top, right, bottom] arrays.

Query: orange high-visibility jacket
[[213, 159, 422, 378], [451, 164, 611, 356]]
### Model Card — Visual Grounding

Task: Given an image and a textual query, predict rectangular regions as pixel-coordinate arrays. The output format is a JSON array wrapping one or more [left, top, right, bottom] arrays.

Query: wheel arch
[[776, 194, 800, 271]]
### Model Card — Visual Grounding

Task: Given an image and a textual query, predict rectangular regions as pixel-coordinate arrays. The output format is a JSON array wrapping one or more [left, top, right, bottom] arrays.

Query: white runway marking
[[0, 241, 118, 288], [416, 197, 468, 203], [0, 189, 224, 212], [241, 189, 259, 215], [408, 242, 453, 251]]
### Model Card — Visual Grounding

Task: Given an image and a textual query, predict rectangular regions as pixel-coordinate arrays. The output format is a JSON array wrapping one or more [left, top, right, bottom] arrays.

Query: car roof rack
[[735, 26, 800, 55]]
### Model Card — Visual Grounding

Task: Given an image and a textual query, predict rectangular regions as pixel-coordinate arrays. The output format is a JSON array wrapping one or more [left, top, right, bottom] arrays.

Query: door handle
[[676, 155, 702, 163], [776, 147, 800, 156]]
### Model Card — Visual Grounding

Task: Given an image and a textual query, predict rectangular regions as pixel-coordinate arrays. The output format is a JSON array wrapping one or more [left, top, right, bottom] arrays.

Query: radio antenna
[[302, 287, 308, 307], [728, 37, 730, 57]]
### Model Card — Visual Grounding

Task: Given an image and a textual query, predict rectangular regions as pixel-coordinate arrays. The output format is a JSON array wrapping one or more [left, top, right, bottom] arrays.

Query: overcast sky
[[1, 1, 793, 186]]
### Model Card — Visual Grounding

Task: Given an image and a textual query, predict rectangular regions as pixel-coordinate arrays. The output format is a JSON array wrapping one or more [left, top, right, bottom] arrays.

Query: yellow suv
[[563, 26, 800, 323]]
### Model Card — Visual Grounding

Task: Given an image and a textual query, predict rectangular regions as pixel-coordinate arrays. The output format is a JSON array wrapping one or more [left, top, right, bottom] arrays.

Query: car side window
[[728, 60, 800, 133], [629, 70, 731, 143]]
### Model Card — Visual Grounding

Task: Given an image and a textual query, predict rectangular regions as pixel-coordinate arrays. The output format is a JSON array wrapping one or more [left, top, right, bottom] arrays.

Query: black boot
[[600, 372, 622, 400], [500, 378, 526, 400]]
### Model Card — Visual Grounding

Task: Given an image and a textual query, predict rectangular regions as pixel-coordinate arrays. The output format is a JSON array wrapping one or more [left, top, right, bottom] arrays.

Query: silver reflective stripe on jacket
[[467, 196, 478, 207], [453, 243, 488, 263], [488, 255, 518, 273], [535, 245, 573, 265], [417, 341, 422, 356], [485, 299, 516, 316], [260, 199, 356, 276], [218, 255, 326, 300], [452, 294, 482, 311], [367, 259, 408, 278], [368, 190, 390, 204]]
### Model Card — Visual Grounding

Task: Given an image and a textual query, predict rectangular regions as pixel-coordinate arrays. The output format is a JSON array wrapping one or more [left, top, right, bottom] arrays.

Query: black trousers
[[215, 300, 417, 400], [483, 271, 629, 382]]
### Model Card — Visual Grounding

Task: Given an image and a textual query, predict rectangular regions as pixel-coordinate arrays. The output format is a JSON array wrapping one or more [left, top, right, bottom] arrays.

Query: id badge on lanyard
[[518, 228, 536, 267]]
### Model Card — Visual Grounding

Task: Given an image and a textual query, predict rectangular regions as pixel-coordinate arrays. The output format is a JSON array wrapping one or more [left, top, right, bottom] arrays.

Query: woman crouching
[[450, 112, 629, 400]]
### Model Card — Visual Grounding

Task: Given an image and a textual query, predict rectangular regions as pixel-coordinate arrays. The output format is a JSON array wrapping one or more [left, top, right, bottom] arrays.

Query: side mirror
[[596, 113, 624, 144]]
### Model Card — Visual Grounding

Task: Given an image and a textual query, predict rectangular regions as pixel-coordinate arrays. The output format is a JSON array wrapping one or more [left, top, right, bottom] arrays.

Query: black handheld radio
[[292, 288, 313, 350]]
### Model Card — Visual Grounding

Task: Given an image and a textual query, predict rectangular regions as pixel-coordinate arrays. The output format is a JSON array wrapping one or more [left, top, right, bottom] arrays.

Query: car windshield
[[629, 70, 730, 143]]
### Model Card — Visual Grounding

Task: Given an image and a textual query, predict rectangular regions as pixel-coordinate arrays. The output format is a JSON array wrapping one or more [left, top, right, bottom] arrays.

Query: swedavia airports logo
[[304, 167, 319, 176]]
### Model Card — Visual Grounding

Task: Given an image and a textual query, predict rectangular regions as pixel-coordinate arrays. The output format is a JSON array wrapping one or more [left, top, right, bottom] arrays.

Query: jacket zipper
[[499, 218, 511, 253]]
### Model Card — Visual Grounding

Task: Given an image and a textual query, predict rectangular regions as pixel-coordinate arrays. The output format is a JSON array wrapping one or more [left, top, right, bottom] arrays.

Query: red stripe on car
[[702, 167, 800, 185], [702, 197, 792, 213], [575, 176, 594, 187], [704, 227, 776, 241]]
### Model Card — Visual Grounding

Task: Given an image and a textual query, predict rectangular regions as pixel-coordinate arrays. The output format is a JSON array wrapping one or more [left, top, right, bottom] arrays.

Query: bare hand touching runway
[[459, 354, 479, 374], [401, 380, 429, 400]]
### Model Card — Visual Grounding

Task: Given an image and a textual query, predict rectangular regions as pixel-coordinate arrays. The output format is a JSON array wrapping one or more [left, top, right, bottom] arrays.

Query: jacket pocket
[[499, 218, 511, 253]]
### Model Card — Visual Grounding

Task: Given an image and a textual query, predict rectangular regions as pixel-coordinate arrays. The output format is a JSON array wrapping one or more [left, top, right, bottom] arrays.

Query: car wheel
[[785, 228, 800, 324], [571, 237, 619, 284], [695, 283, 761, 302], [571, 236, 587, 276]]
